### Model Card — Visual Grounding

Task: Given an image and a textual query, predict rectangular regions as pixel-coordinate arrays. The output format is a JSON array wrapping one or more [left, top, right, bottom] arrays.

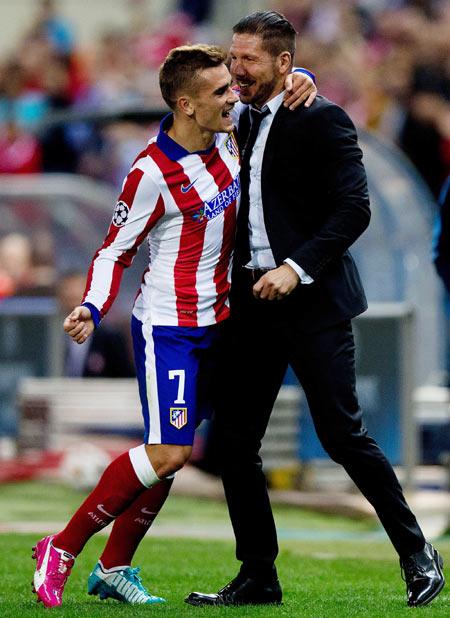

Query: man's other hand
[[63, 305, 95, 344], [253, 264, 300, 301]]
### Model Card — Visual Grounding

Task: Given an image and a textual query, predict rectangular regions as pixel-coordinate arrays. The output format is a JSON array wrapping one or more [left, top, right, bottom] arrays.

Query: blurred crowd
[[0, 0, 217, 187], [0, 0, 449, 195], [1, 0, 450, 302]]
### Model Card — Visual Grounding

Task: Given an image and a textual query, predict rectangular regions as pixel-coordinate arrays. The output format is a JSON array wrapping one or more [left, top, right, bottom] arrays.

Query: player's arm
[[79, 168, 164, 331], [284, 68, 317, 110]]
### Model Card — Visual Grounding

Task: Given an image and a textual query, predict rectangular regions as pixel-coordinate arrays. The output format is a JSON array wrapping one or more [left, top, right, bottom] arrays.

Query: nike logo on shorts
[[181, 179, 198, 193]]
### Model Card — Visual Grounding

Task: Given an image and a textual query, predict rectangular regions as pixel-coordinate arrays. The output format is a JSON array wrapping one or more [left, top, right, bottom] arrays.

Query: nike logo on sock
[[97, 504, 117, 518], [140, 508, 157, 515], [180, 179, 197, 193]]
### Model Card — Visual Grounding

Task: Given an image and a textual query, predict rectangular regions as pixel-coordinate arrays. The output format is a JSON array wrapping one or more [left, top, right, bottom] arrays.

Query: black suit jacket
[[233, 95, 371, 332]]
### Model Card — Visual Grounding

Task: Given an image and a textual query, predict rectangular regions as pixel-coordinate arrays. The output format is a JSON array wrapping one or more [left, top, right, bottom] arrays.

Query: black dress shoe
[[185, 573, 282, 606], [400, 542, 445, 606]]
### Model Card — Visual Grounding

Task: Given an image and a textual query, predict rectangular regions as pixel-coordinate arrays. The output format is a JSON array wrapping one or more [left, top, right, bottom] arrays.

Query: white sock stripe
[[129, 444, 160, 488]]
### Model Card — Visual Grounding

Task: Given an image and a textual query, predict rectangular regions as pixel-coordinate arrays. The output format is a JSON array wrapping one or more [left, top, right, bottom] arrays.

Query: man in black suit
[[186, 11, 445, 608]]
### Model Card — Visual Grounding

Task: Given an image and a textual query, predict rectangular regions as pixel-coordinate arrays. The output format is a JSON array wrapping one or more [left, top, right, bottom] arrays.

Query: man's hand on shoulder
[[63, 305, 95, 344], [253, 264, 300, 301], [283, 71, 317, 110]]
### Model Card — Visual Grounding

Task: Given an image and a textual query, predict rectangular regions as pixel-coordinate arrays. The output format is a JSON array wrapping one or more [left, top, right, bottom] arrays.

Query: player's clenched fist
[[63, 305, 95, 344]]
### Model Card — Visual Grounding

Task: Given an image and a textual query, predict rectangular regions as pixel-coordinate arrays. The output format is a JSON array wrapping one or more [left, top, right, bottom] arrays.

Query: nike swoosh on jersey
[[141, 508, 157, 515], [180, 178, 198, 193], [97, 504, 116, 517]]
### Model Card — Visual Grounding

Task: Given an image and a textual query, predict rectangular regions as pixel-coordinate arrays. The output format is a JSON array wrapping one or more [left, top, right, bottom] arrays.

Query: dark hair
[[159, 44, 227, 110], [233, 11, 297, 59]]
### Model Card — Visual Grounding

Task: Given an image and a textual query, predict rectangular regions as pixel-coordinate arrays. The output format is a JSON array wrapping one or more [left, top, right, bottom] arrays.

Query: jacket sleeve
[[288, 103, 371, 280], [82, 166, 165, 324]]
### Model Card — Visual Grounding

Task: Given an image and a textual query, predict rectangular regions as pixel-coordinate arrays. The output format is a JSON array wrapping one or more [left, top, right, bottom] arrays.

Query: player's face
[[229, 33, 280, 107], [191, 64, 239, 133]]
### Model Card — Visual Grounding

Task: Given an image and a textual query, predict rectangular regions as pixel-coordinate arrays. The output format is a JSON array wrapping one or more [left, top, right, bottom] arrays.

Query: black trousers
[[214, 281, 425, 577]]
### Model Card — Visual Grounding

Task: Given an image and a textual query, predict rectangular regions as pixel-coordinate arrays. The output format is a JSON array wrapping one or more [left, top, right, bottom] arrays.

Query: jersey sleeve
[[82, 166, 165, 323]]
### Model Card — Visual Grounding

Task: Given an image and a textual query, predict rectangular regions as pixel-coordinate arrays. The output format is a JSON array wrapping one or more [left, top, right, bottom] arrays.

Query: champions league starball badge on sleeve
[[112, 201, 130, 227]]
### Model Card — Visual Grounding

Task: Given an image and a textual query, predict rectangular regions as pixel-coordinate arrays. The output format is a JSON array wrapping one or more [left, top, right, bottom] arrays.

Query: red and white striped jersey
[[83, 113, 241, 327]]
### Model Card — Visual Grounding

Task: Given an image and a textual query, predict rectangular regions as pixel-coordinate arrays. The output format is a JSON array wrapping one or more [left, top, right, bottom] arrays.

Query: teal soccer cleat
[[88, 561, 166, 604]]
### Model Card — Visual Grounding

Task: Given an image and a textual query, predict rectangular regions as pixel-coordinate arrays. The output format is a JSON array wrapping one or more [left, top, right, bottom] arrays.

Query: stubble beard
[[245, 75, 279, 109]]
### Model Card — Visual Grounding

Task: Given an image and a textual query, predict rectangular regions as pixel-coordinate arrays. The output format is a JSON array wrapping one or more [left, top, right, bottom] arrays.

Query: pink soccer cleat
[[32, 535, 75, 608]]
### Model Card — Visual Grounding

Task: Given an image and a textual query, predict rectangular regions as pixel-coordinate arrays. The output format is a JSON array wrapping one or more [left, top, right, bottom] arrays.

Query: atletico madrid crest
[[225, 133, 239, 158], [170, 407, 188, 429]]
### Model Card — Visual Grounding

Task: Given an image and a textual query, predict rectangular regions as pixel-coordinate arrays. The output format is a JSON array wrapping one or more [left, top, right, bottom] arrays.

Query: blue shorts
[[131, 315, 224, 445]]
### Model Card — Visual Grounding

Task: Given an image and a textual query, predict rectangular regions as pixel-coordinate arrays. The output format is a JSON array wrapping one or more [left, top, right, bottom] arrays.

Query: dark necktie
[[235, 107, 271, 267]]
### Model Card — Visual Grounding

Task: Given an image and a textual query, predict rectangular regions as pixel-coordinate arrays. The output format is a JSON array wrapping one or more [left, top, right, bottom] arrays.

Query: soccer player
[[31, 44, 316, 608]]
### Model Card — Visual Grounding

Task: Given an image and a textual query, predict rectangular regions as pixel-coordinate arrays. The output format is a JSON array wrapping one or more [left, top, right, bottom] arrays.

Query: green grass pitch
[[0, 482, 448, 616]]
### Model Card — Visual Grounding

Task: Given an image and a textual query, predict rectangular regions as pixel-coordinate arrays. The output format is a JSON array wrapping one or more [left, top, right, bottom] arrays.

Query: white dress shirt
[[246, 90, 313, 284]]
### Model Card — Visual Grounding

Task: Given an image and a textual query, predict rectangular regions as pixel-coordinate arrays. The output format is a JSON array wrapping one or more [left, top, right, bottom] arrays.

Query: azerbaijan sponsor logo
[[192, 176, 240, 222]]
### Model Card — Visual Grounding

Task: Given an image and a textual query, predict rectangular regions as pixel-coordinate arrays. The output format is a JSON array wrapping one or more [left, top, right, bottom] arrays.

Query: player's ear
[[177, 95, 195, 117]]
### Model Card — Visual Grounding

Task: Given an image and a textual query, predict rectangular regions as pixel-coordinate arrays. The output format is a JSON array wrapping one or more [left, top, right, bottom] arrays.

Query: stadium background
[[0, 1, 449, 613]]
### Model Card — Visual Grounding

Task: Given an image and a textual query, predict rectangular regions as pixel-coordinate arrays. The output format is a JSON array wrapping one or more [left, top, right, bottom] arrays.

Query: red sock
[[99, 477, 173, 569], [54, 452, 146, 556]]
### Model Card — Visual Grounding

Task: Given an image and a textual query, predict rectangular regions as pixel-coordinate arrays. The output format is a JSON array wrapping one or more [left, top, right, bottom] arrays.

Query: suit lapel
[[237, 106, 251, 150], [260, 104, 291, 208], [261, 104, 289, 182]]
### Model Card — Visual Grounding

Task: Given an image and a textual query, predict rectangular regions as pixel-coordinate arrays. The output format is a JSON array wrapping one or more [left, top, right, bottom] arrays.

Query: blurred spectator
[[0, 231, 56, 297], [0, 120, 42, 174], [0, 57, 49, 131], [0, 233, 33, 296], [39, 55, 79, 172], [179, 0, 213, 24], [27, 0, 75, 57], [57, 271, 135, 378]]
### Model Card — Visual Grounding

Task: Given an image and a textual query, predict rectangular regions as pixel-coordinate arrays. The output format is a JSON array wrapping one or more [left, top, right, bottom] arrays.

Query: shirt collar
[[156, 113, 216, 161], [250, 90, 286, 118]]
